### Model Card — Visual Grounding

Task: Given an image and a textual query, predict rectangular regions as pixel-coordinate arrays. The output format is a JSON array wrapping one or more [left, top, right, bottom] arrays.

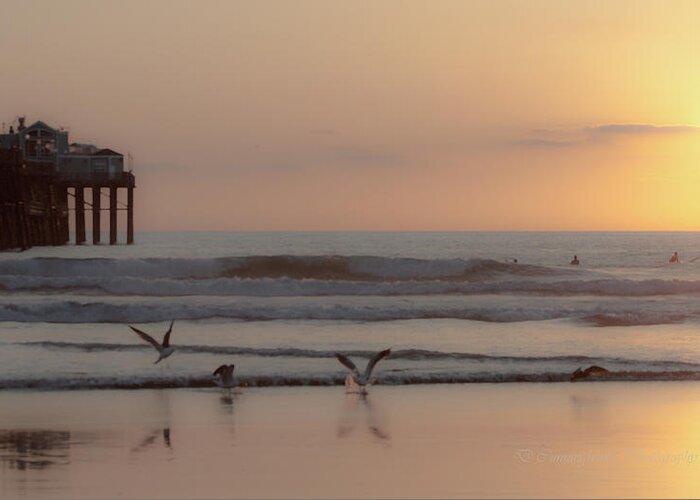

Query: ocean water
[[1, 231, 700, 389]]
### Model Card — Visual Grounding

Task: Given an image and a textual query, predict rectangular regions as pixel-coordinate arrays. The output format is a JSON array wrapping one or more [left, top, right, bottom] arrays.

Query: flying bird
[[213, 364, 236, 389], [129, 320, 175, 364], [335, 348, 391, 394]]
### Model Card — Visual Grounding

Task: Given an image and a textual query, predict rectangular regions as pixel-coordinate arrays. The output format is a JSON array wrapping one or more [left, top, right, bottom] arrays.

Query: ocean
[[2, 231, 700, 390]]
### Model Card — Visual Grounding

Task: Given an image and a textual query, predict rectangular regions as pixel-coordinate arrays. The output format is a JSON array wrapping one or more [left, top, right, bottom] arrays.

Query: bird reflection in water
[[220, 392, 234, 407], [131, 428, 172, 454], [569, 394, 610, 423], [217, 382, 245, 414], [337, 393, 391, 445], [215, 391, 240, 442], [130, 391, 173, 456], [0, 430, 71, 471]]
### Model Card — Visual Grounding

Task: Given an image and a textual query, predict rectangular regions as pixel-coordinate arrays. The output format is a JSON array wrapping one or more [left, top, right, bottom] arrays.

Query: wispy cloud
[[228, 144, 404, 175], [514, 138, 578, 149], [519, 123, 700, 149], [585, 124, 700, 135], [324, 146, 404, 167], [309, 128, 338, 136]]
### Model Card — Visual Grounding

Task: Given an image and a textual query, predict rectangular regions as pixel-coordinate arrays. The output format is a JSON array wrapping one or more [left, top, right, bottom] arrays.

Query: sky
[[1, 0, 699, 231]]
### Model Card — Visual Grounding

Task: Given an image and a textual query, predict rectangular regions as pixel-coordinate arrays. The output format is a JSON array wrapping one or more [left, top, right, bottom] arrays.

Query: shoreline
[[4, 374, 700, 391]]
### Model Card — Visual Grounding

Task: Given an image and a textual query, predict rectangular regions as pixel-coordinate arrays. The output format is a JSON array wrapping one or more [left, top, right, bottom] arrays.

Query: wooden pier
[[1, 150, 69, 250], [63, 173, 135, 246], [0, 150, 135, 250]]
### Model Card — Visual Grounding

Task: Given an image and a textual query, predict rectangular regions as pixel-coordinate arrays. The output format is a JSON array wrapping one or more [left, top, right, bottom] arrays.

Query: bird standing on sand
[[129, 320, 175, 364], [570, 365, 609, 382], [335, 348, 391, 394], [213, 364, 236, 390]]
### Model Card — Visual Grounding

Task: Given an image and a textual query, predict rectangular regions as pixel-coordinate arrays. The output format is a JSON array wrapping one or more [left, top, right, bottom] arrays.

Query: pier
[[0, 118, 135, 250], [0, 150, 69, 250], [64, 173, 135, 246]]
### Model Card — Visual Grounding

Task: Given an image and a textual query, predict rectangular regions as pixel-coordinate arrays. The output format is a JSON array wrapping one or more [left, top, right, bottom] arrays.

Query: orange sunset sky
[[1, 0, 698, 231]]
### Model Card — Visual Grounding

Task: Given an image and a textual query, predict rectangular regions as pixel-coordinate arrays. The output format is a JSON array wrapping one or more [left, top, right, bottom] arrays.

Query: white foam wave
[[0, 295, 693, 326], [2, 369, 700, 390], [0, 257, 224, 279], [0, 255, 555, 281], [3, 275, 700, 298]]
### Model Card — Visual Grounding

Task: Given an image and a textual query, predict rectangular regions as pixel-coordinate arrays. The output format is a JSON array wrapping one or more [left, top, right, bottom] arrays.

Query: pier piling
[[109, 186, 117, 245], [127, 186, 134, 245], [92, 187, 101, 244], [57, 188, 69, 244], [75, 188, 86, 245]]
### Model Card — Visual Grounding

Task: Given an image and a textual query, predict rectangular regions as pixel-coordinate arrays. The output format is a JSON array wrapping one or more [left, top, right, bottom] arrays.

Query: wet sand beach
[[2, 382, 700, 499]]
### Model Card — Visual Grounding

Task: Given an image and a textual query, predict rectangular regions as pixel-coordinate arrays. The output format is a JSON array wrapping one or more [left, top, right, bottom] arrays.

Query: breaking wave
[[0, 296, 694, 325], [0, 255, 556, 282], [4, 276, 700, 298], [12, 342, 700, 368], [3, 370, 700, 390], [3, 256, 700, 301], [4, 340, 700, 391]]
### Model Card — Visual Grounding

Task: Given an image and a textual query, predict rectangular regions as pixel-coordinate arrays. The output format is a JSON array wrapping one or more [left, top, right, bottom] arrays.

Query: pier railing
[[57, 171, 135, 187]]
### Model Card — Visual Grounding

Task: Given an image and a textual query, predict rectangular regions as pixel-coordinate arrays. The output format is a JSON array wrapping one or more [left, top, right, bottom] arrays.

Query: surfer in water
[[570, 255, 580, 266], [669, 251, 680, 264]]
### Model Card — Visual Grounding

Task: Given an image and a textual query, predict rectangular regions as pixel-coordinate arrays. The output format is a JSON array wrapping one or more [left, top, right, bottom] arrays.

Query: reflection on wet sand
[[131, 428, 172, 453], [569, 394, 611, 424], [219, 392, 235, 413], [129, 390, 173, 457], [218, 388, 244, 413], [216, 391, 239, 442], [0, 430, 71, 471], [3, 385, 699, 498], [337, 394, 390, 444]]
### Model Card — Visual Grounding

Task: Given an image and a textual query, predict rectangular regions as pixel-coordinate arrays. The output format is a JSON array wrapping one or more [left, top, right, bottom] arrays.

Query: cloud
[[519, 123, 700, 149], [228, 144, 404, 175], [514, 138, 577, 149], [309, 128, 338, 136], [585, 124, 700, 135], [323, 146, 404, 167]]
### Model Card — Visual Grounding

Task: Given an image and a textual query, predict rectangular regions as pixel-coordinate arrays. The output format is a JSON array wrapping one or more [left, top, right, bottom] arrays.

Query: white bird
[[129, 320, 175, 364], [335, 348, 391, 394], [213, 364, 236, 389]]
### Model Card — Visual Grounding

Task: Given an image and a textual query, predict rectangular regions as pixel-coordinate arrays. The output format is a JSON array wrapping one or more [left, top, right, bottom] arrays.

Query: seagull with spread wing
[[335, 348, 391, 394], [213, 364, 236, 390], [129, 320, 175, 364]]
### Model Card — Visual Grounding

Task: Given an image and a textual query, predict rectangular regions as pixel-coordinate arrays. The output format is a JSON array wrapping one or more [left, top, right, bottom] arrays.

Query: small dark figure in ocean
[[669, 251, 680, 264], [570, 255, 580, 266], [513, 258, 518, 263], [570, 365, 609, 382]]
